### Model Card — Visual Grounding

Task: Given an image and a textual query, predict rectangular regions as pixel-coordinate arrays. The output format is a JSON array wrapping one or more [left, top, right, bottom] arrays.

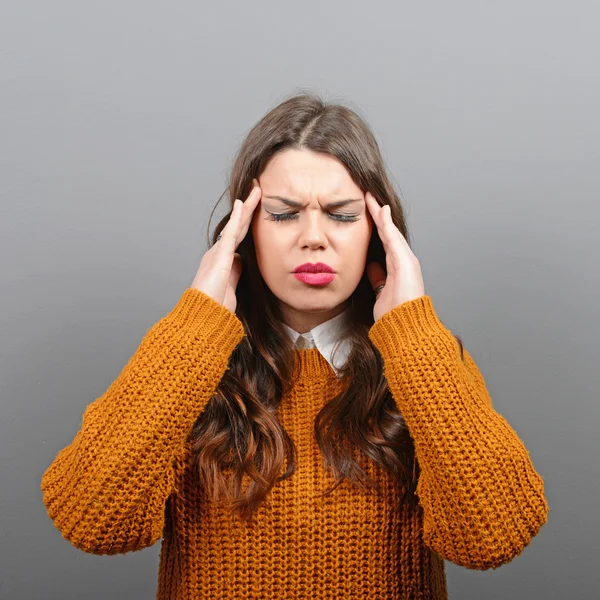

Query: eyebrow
[[263, 195, 363, 209]]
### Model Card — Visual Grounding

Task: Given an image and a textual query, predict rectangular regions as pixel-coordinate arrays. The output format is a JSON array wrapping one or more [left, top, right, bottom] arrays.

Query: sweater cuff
[[163, 287, 246, 349], [368, 295, 452, 354]]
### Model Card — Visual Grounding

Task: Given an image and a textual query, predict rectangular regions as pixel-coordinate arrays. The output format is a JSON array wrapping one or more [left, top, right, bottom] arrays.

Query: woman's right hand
[[191, 184, 262, 313]]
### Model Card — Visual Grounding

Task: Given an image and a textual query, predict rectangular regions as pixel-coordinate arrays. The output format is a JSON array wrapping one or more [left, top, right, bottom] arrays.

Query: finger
[[236, 185, 262, 242], [365, 192, 390, 251], [218, 186, 262, 256], [365, 196, 406, 279], [365, 192, 384, 228], [217, 198, 245, 257], [366, 192, 414, 257], [381, 205, 412, 253], [372, 197, 413, 254]]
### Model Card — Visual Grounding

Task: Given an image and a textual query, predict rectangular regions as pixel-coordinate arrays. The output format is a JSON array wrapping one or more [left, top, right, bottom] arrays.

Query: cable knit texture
[[41, 288, 549, 599]]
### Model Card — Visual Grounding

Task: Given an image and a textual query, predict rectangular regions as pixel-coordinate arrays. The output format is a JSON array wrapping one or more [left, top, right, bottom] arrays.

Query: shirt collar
[[280, 307, 353, 378]]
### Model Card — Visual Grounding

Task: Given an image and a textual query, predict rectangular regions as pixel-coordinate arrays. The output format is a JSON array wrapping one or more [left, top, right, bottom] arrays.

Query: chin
[[287, 296, 344, 312]]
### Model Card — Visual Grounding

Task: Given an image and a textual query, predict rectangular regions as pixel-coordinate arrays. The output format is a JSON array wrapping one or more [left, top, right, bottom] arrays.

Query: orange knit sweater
[[41, 287, 549, 599]]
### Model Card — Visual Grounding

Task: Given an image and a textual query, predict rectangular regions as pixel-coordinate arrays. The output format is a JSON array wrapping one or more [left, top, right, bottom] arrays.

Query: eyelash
[[266, 212, 359, 223]]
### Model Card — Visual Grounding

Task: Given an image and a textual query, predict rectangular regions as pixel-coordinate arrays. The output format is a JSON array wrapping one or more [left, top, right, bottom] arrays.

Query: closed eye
[[266, 212, 359, 223]]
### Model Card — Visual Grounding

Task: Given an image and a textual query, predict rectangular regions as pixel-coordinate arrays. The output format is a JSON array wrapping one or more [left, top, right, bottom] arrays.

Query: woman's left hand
[[364, 192, 426, 322]]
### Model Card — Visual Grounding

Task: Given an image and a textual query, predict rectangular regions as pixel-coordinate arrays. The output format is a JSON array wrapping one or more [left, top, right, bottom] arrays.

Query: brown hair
[[191, 90, 464, 521]]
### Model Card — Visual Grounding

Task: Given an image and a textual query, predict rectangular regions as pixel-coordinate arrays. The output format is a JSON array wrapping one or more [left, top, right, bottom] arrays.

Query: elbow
[[64, 525, 163, 556], [44, 503, 165, 555], [425, 502, 550, 570], [61, 523, 162, 555], [428, 535, 538, 571], [41, 482, 166, 555]]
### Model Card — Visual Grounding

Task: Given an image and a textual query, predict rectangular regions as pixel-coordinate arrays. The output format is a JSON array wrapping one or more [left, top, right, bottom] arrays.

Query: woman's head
[[209, 91, 411, 329], [195, 91, 462, 521], [250, 148, 373, 333]]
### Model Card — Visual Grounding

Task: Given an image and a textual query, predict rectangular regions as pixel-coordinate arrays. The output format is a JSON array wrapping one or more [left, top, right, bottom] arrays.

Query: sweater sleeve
[[368, 295, 549, 570], [41, 287, 246, 555]]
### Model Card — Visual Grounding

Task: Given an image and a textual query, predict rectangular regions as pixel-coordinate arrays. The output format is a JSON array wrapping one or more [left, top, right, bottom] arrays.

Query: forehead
[[259, 149, 361, 197]]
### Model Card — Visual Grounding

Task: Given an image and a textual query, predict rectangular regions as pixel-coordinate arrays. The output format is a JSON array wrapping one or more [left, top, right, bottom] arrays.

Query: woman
[[41, 92, 549, 599]]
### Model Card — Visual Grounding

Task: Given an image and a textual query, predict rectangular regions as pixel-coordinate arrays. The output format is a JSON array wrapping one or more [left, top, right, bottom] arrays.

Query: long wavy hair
[[191, 90, 464, 522]]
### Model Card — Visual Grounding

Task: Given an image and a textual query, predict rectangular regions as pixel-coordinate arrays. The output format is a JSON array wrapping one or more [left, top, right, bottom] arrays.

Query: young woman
[[41, 92, 549, 599]]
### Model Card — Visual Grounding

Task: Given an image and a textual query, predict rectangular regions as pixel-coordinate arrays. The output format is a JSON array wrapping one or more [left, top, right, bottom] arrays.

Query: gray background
[[2, 0, 598, 598]]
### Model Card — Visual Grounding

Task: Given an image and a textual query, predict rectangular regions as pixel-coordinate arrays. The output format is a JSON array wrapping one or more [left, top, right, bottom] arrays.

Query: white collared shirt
[[280, 307, 353, 378]]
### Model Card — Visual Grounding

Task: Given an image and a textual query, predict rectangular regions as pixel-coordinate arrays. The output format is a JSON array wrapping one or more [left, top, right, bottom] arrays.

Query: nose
[[298, 211, 329, 248]]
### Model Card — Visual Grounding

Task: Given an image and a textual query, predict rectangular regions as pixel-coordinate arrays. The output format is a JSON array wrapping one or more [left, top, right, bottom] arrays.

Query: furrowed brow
[[264, 195, 363, 209]]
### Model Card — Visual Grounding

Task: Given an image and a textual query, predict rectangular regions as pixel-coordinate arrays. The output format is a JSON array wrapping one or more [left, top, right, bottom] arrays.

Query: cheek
[[341, 221, 371, 252], [251, 220, 282, 274], [251, 214, 269, 247], [338, 224, 372, 270], [253, 216, 290, 250]]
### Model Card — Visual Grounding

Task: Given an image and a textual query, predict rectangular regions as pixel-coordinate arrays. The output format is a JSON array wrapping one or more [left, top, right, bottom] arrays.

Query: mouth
[[292, 272, 336, 286], [292, 263, 336, 286], [293, 262, 335, 274]]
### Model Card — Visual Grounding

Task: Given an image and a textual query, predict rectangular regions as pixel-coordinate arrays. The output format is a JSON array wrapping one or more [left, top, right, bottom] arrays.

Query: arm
[[368, 295, 549, 570], [41, 288, 245, 555]]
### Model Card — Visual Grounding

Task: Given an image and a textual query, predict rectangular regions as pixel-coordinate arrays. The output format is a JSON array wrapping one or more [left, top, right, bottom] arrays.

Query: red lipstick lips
[[293, 262, 335, 273], [292, 263, 336, 286]]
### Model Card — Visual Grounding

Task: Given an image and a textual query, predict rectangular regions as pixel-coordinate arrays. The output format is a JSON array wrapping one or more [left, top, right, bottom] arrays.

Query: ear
[[365, 261, 386, 291]]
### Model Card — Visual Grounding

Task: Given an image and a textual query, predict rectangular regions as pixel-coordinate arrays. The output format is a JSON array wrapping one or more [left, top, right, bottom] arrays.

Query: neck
[[279, 300, 350, 333]]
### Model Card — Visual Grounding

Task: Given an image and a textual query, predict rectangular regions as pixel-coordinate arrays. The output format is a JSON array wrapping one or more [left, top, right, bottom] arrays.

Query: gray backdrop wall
[[2, 0, 598, 598]]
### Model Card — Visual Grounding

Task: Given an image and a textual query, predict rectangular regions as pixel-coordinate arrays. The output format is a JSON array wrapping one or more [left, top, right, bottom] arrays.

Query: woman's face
[[250, 148, 373, 333]]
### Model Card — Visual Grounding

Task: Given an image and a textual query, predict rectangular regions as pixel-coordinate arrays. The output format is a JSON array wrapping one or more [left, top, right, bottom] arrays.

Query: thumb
[[365, 261, 386, 291]]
